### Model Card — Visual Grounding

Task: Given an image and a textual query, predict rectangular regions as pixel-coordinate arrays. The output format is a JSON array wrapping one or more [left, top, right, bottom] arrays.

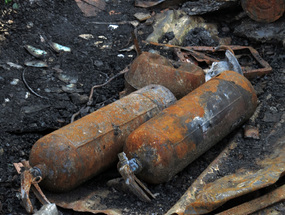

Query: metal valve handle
[[117, 152, 155, 202]]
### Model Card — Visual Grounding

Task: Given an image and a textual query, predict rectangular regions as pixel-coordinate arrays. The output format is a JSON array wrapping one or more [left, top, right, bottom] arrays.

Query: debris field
[[0, 0, 284, 214]]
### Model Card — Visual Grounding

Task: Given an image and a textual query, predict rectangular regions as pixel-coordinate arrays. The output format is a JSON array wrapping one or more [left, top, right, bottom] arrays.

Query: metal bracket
[[179, 45, 272, 79], [117, 152, 155, 202]]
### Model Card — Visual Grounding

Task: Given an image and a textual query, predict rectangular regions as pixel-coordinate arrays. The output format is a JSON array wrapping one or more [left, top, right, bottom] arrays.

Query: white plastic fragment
[[26, 21, 34, 29], [108, 24, 119, 30], [39, 35, 45, 43], [24, 45, 47, 58], [79, 34, 94, 40], [49, 42, 71, 53], [10, 78, 19, 85], [119, 45, 135, 52], [33, 203, 59, 215], [98, 35, 107, 40], [7, 62, 23, 69], [25, 92, 31, 99], [94, 41, 103, 46], [24, 60, 48, 68]]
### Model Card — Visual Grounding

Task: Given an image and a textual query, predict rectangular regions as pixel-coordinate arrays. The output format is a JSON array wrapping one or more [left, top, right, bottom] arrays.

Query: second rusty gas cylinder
[[123, 71, 257, 184], [125, 51, 205, 99], [28, 85, 176, 192]]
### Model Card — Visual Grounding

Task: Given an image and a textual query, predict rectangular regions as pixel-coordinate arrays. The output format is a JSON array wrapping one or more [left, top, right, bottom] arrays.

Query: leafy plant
[[5, 0, 12, 4]]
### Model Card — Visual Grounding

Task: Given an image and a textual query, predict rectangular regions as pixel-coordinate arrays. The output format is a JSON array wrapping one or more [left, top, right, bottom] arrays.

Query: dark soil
[[0, 1, 284, 214]]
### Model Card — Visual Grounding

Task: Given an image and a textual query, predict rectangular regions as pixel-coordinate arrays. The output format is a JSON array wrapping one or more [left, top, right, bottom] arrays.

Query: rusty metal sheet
[[144, 42, 272, 79], [75, 0, 106, 17], [252, 201, 285, 215], [166, 124, 285, 215], [180, 45, 272, 79], [217, 185, 285, 215], [241, 0, 285, 23], [46, 186, 122, 215]]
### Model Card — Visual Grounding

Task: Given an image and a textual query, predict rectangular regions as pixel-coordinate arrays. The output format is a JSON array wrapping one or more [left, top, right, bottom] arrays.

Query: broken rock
[[244, 125, 260, 139], [134, 12, 151, 22], [146, 10, 218, 46]]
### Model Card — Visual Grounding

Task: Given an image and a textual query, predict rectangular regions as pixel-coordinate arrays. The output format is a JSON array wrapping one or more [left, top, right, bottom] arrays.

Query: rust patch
[[241, 0, 285, 23], [145, 42, 272, 80], [217, 184, 285, 215], [75, 0, 106, 17]]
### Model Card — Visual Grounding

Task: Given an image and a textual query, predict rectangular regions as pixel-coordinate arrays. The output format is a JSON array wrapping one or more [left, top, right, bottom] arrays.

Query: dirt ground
[[0, 0, 284, 214]]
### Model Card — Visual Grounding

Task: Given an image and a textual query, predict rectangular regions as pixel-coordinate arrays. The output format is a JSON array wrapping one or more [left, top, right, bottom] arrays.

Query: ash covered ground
[[0, 0, 284, 214]]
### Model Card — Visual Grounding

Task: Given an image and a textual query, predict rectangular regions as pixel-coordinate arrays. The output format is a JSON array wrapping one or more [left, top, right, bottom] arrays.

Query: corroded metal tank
[[125, 52, 205, 99], [120, 71, 257, 192], [28, 85, 176, 192]]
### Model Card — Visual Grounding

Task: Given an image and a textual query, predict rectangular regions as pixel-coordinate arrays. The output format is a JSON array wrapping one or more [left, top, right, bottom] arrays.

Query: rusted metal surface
[[48, 190, 122, 215], [217, 185, 285, 215], [75, 0, 106, 17], [122, 71, 257, 193], [166, 127, 285, 215], [144, 42, 272, 79], [241, 0, 285, 23], [179, 45, 272, 79], [28, 85, 176, 192], [118, 152, 155, 202], [21, 168, 34, 213], [19, 161, 50, 213], [17, 159, 122, 214], [125, 51, 205, 99]]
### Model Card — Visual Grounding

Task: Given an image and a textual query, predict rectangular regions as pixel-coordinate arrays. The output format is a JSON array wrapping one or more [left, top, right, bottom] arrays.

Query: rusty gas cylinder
[[28, 85, 176, 192], [121, 71, 257, 187], [124, 52, 205, 99], [241, 0, 285, 23]]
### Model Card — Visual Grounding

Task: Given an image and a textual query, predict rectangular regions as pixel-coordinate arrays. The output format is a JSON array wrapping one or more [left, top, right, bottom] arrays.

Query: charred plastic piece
[[118, 70, 257, 201], [48, 41, 71, 53], [125, 51, 205, 99], [26, 85, 176, 193], [24, 45, 47, 58], [241, 0, 285, 23]]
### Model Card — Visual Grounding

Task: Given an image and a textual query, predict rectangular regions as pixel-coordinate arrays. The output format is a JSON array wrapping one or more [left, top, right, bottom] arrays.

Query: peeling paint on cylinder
[[124, 71, 257, 184], [241, 0, 285, 23], [29, 85, 176, 192], [125, 52, 205, 99]]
